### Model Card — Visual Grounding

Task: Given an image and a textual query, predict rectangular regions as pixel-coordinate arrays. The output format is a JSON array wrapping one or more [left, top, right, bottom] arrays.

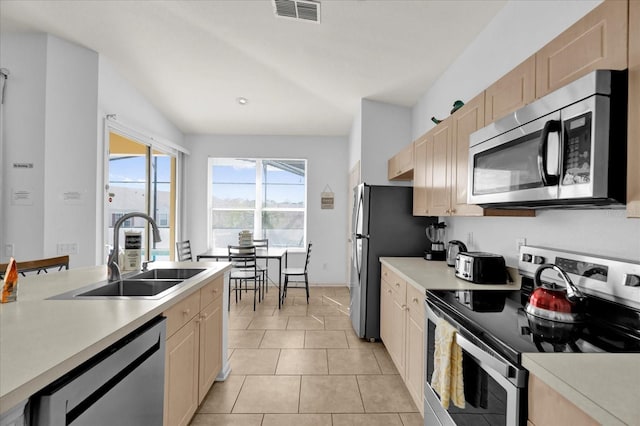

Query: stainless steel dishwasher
[[31, 317, 166, 426]]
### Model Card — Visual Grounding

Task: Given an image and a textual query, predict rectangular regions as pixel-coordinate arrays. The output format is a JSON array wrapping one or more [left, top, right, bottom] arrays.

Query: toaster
[[454, 252, 507, 284]]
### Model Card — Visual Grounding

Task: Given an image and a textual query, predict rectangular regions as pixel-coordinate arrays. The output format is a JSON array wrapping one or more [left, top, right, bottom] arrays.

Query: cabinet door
[[388, 295, 406, 378], [428, 118, 452, 216], [528, 374, 599, 426], [388, 143, 414, 181], [535, 0, 628, 98], [198, 299, 223, 402], [413, 136, 430, 216], [628, 0, 640, 218], [405, 313, 424, 415], [451, 93, 485, 216], [485, 56, 535, 124], [164, 317, 199, 426]]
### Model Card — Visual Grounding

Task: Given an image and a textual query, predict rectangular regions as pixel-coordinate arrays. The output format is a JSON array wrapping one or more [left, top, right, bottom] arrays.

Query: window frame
[[208, 157, 308, 250]]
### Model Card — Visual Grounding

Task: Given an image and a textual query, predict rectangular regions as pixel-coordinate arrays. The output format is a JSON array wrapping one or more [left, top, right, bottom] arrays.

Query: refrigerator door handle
[[355, 233, 370, 239]]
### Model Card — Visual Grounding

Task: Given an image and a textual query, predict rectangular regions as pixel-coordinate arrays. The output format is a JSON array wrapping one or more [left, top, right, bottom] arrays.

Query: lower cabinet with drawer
[[380, 264, 425, 416], [163, 276, 224, 426]]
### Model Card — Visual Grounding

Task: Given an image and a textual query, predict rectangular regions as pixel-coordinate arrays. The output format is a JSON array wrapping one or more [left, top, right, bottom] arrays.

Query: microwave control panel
[[562, 112, 592, 185]]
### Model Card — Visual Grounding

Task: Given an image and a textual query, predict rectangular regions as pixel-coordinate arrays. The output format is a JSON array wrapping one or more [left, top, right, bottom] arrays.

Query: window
[[209, 158, 306, 249]]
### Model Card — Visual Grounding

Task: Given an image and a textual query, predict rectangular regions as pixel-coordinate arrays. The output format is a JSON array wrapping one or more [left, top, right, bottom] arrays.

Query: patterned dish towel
[[431, 317, 465, 409]]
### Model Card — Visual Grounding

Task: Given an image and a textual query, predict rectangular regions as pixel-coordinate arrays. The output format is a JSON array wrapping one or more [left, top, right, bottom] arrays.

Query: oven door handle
[[454, 333, 510, 378], [426, 302, 511, 379]]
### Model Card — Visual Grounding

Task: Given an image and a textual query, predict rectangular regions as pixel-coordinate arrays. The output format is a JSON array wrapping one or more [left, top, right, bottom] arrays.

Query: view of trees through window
[[210, 158, 306, 249]]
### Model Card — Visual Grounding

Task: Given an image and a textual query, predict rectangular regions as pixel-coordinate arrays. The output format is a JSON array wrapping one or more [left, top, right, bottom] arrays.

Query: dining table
[[197, 247, 288, 308]]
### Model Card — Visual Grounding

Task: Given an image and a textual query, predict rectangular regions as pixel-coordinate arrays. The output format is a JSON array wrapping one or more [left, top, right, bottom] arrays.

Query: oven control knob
[[533, 255, 545, 264], [521, 253, 532, 263], [624, 274, 640, 287]]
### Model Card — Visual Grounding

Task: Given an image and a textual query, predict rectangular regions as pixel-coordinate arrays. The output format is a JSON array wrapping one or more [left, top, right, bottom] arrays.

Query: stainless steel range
[[424, 246, 640, 426]]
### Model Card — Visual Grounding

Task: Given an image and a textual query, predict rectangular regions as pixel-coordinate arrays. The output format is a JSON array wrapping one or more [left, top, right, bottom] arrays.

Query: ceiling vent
[[273, 0, 321, 23]]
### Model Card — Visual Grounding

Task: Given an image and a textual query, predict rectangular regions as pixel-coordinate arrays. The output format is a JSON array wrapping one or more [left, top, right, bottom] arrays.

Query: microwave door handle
[[538, 120, 561, 186]]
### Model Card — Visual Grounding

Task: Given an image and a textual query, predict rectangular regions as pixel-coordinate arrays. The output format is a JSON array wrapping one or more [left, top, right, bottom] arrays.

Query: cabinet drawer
[[381, 264, 406, 304], [406, 283, 425, 323], [164, 291, 201, 338], [200, 276, 224, 307]]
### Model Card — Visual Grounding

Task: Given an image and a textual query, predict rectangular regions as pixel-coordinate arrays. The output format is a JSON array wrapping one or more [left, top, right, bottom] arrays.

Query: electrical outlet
[[4, 244, 14, 257], [467, 232, 474, 247], [516, 238, 527, 252], [57, 243, 78, 255]]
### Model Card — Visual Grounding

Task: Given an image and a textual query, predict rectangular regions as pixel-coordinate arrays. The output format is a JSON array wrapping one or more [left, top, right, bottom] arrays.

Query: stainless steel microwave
[[468, 70, 627, 209]]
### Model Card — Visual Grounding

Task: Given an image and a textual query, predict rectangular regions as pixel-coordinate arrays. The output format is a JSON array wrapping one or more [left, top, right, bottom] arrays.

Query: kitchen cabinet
[[380, 267, 406, 375], [484, 55, 536, 124], [535, 0, 628, 98], [527, 374, 598, 426], [387, 142, 414, 181], [628, 0, 640, 218], [163, 276, 224, 426], [380, 264, 424, 415], [412, 135, 430, 215], [413, 94, 534, 218]]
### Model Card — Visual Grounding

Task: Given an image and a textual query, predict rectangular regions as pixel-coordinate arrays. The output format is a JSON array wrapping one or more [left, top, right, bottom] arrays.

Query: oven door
[[424, 300, 526, 426], [468, 111, 561, 206]]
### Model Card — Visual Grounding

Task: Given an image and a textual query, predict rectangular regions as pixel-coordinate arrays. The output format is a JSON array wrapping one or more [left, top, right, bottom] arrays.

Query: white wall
[[1, 33, 100, 267], [0, 33, 47, 263], [411, 0, 640, 263], [185, 134, 348, 284], [0, 31, 186, 267], [361, 99, 412, 186]]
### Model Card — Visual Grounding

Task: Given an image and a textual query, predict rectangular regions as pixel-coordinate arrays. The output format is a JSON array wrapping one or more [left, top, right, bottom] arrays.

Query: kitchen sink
[[76, 279, 183, 297], [49, 267, 210, 300], [130, 268, 206, 280]]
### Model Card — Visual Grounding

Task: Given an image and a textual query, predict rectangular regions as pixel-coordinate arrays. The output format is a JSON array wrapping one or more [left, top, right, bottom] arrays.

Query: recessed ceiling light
[[236, 97, 248, 105]]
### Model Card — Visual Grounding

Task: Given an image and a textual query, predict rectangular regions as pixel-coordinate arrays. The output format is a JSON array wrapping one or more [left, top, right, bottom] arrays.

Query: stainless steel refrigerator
[[349, 183, 436, 340]]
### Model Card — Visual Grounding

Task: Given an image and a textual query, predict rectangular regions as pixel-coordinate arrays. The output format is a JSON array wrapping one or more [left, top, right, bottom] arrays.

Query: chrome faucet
[[107, 212, 162, 282]]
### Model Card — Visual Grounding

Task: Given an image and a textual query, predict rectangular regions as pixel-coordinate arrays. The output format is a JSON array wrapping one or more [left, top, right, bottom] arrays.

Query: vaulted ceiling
[[0, 0, 506, 135]]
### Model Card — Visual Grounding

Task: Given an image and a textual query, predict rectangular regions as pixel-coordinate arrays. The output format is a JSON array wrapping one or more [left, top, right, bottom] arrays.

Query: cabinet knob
[[395, 282, 400, 287], [401, 304, 407, 311], [450, 208, 456, 214], [183, 308, 190, 315], [201, 313, 208, 320], [412, 297, 419, 304], [387, 289, 392, 294]]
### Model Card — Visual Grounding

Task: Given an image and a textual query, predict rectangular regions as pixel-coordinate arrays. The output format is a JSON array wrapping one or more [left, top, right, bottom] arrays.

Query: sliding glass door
[[107, 132, 176, 263]]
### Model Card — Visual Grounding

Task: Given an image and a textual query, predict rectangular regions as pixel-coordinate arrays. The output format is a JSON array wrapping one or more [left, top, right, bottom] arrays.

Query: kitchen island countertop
[[0, 261, 231, 415]]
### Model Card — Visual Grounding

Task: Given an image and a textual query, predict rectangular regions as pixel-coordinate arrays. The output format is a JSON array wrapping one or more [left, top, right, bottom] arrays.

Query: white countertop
[[379, 257, 521, 292], [0, 261, 231, 414], [523, 353, 640, 426]]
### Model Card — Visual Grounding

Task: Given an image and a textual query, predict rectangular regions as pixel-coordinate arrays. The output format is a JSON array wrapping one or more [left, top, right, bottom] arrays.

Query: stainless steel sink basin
[[130, 268, 206, 280], [49, 267, 210, 300], [76, 279, 183, 297]]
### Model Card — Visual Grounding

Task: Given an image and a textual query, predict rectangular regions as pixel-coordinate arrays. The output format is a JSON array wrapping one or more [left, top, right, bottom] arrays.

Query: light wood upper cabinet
[[485, 55, 536, 124], [628, 0, 640, 218], [428, 117, 453, 216], [388, 142, 414, 181], [535, 0, 628, 98], [451, 93, 485, 216], [413, 135, 430, 216]]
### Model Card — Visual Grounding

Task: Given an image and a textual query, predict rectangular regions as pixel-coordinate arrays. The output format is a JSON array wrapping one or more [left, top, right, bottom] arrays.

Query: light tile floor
[[190, 285, 423, 426]]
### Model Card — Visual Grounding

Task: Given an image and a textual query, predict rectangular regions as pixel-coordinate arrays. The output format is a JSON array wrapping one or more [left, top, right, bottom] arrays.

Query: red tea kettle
[[525, 264, 585, 323]]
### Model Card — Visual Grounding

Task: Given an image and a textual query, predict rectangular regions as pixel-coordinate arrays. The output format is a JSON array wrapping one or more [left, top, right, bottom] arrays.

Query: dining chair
[[0, 255, 70, 279], [281, 242, 312, 304], [176, 240, 193, 261], [252, 238, 269, 293], [228, 245, 263, 311]]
